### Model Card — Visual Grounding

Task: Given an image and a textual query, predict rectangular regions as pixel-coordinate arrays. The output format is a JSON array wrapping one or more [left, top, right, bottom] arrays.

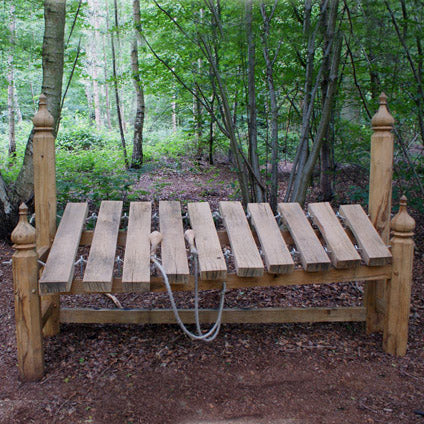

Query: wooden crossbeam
[[66, 264, 392, 294], [60, 306, 366, 325]]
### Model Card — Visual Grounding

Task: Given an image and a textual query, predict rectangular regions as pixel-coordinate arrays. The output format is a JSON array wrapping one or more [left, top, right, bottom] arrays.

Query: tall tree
[[246, 0, 264, 203], [286, 0, 342, 205], [131, 0, 145, 168], [8, 3, 17, 158], [260, 0, 280, 211], [109, 0, 129, 167], [0, 0, 66, 239]]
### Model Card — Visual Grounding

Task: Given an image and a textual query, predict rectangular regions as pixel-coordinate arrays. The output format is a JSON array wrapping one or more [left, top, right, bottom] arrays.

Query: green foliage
[[144, 129, 195, 159]]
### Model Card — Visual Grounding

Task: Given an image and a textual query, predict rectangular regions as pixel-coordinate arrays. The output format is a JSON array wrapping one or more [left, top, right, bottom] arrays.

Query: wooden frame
[[11, 93, 415, 381]]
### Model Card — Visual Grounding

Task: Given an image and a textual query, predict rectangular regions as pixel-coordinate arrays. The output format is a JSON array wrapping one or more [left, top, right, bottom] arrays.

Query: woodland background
[[0, 0, 423, 237]]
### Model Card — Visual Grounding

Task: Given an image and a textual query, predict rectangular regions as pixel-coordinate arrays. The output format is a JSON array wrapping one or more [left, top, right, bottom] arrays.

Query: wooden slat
[[188, 202, 226, 280], [219, 201, 263, 277], [159, 201, 189, 284], [122, 202, 151, 291], [247, 203, 294, 274], [339, 204, 392, 266], [278, 202, 331, 272], [83, 201, 122, 292], [39, 203, 88, 294], [308, 202, 361, 269], [60, 306, 366, 325]]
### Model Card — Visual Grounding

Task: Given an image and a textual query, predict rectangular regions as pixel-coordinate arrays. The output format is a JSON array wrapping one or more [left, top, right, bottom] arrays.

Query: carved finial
[[32, 93, 54, 129], [11, 204, 36, 248], [371, 92, 395, 130], [391, 195, 415, 236]]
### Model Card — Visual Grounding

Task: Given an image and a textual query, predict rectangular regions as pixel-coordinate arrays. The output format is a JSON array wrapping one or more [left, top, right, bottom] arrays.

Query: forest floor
[[0, 158, 423, 424]]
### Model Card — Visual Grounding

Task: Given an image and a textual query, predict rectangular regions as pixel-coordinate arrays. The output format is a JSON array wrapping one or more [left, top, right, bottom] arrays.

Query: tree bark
[[88, 0, 102, 130], [131, 0, 145, 168], [319, 0, 336, 200], [260, 0, 279, 212], [109, 0, 128, 167], [0, 0, 66, 238], [246, 0, 263, 203], [8, 3, 16, 158], [288, 0, 341, 205], [14, 0, 66, 202], [292, 0, 341, 205]]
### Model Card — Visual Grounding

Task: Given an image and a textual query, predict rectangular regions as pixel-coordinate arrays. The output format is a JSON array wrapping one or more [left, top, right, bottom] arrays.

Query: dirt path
[[1, 161, 423, 424]]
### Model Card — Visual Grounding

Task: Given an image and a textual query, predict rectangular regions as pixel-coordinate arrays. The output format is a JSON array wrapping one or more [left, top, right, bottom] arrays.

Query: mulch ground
[[0, 159, 423, 424]]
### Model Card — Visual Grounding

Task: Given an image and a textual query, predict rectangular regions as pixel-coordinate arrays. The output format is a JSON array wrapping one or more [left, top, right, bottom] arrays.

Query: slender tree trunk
[[260, 0, 279, 212], [8, 3, 16, 158], [109, 0, 128, 167], [292, 0, 341, 205], [172, 87, 177, 132], [319, 0, 335, 200], [131, 0, 145, 168], [88, 0, 102, 130], [102, 35, 112, 129], [14, 82, 22, 124], [285, 0, 315, 201], [246, 0, 263, 203]]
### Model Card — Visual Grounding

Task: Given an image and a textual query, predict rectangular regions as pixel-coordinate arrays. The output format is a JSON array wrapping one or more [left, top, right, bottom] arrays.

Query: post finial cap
[[391, 195, 415, 234], [11, 204, 36, 247], [33, 93, 54, 129], [371, 92, 395, 130]]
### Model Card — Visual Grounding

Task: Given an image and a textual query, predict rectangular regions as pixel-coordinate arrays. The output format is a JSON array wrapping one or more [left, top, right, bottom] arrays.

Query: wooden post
[[383, 196, 415, 356], [11, 204, 44, 381], [366, 92, 394, 333], [33, 93, 60, 336]]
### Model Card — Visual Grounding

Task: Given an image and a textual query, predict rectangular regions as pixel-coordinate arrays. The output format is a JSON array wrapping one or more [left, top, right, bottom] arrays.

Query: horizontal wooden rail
[[60, 306, 366, 325], [60, 264, 391, 295], [79, 228, 335, 248]]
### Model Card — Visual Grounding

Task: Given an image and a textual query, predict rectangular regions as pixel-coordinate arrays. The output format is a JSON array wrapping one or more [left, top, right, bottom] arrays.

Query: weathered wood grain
[[188, 202, 226, 280]]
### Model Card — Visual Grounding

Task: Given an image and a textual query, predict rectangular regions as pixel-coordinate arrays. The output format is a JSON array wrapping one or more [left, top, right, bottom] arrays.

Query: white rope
[[150, 253, 226, 342]]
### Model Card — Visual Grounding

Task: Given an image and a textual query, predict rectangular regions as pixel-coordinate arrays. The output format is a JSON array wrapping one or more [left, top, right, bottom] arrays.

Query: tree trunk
[[246, 0, 263, 203], [292, 0, 341, 205], [102, 34, 112, 128], [319, 0, 335, 201], [109, 0, 128, 167], [130, 0, 145, 168], [0, 173, 17, 240], [285, 0, 315, 202], [260, 0, 279, 212], [172, 90, 177, 132], [88, 0, 102, 130], [8, 3, 16, 158], [1, 0, 66, 238]]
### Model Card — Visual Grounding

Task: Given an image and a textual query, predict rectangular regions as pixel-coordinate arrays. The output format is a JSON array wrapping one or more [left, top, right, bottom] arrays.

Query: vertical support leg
[[383, 196, 415, 356], [367, 93, 394, 333], [12, 204, 44, 381], [33, 93, 60, 337]]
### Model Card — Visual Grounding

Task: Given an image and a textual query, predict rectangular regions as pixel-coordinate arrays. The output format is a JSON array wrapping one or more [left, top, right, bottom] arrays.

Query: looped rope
[[150, 251, 226, 342]]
